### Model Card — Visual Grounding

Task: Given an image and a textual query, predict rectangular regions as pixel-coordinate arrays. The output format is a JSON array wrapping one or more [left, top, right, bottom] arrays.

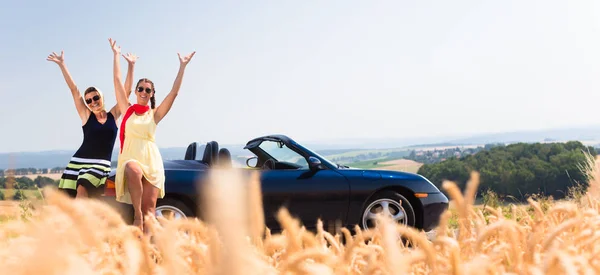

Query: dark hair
[[135, 78, 156, 109], [84, 86, 98, 95]]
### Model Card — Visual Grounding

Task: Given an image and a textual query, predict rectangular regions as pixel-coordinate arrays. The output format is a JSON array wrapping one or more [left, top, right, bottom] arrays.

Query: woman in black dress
[[47, 50, 138, 198]]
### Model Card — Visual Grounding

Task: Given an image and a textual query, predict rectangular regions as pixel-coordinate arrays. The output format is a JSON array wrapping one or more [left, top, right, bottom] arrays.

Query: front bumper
[[419, 192, 449, 232]]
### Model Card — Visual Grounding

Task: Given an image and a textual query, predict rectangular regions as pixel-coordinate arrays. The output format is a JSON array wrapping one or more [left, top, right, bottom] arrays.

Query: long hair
[[135, 78, 156, 109]]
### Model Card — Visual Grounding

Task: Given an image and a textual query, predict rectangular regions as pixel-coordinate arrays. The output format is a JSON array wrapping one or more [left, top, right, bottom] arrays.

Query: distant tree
[[13, 189, 25, 200], [34, 176, 57, 189], [50, 167, 65, 173], [418, 141, 596, 201], [15, 177, 35, 190]]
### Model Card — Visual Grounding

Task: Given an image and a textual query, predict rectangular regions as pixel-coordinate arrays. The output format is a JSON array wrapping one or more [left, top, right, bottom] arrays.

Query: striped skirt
[[58, 156, 112, 191]]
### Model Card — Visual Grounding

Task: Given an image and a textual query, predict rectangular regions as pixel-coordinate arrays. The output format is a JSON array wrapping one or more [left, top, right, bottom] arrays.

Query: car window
[[259, 141, 309, 168]]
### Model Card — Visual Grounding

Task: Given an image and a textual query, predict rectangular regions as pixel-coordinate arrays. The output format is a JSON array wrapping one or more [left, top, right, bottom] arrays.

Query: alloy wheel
[[362, 198, 408, 229]]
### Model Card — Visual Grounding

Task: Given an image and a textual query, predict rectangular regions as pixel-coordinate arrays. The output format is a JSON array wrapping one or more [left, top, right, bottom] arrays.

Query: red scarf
[[119, 104, 150, 153]]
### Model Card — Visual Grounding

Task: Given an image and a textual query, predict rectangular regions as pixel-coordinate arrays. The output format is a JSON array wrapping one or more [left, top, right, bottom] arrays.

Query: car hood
[[369, 169, 426, 181], [336, 168, 441, 193], [338, 167, 426, 181]]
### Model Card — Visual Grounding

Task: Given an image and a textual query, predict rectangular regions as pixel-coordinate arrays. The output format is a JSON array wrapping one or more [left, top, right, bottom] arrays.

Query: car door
[[260, 168, 351, 232]]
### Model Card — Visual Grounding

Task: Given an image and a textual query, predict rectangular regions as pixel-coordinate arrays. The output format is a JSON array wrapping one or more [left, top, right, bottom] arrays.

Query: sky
[[2, 0, 600, 153]]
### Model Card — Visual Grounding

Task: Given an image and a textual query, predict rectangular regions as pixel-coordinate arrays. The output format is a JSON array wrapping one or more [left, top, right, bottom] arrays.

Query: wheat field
[[1, 154, 600, 274], [377, 159, 423, 173]]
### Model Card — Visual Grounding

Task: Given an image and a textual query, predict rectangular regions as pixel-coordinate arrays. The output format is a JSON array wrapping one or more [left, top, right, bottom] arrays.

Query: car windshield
[[295, 143, 340, 168], [259, 140, 309, 168]]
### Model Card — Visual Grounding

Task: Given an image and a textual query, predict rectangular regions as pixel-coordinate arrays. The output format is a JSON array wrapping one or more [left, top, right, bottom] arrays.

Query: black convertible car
[[103, 135, 449, 233]]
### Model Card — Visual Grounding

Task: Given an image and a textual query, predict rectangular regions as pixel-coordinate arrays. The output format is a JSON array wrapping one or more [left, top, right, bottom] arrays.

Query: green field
[[325, 148, 411, 159], [344, 158, 398, 169], [0, 189, 43, 200]]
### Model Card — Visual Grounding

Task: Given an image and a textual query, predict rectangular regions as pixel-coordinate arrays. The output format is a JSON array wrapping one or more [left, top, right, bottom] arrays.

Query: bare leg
[[76, 185, 88, 199], [125, 161, 144, 230], [141, 177, 160, 235]]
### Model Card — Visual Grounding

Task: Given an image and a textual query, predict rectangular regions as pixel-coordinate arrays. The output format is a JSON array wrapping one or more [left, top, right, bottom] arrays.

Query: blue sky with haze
[[2, 0, 600, 153]]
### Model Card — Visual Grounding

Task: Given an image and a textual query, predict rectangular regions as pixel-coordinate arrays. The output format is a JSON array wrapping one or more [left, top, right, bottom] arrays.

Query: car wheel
[[155, 198, 194, 220], [361, 190, 416, 230]]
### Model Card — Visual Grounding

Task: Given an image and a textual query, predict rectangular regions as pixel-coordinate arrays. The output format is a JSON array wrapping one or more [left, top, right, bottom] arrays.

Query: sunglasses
[[137, 87, 152, 94], [85, 95, 100, 104]]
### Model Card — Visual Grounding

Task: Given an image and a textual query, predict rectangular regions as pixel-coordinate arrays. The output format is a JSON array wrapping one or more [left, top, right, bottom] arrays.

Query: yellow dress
[[115, 108, 165, 204]]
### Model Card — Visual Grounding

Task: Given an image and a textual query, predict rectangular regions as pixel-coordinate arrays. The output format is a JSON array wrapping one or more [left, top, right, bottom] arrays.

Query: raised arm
[[109, 52, 138, 118], [47, 51, 89, 124], [154, 51, 196, 124], [123, 53, 137, 96], [109, 38, 130, 115]]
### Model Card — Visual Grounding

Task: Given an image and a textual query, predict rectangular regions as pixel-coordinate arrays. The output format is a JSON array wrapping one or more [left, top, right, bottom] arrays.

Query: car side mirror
[[308, 156, 323, 171], [246, 156, 258, 168]]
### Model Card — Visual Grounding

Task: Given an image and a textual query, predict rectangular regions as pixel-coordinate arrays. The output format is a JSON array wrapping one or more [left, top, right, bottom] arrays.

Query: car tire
[[155, 198, 194, 220], [360, 190, 416, 230]]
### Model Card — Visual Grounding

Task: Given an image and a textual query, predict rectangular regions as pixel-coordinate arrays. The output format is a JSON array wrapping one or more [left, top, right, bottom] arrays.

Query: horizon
[[2, 126, 600, 170], [3, 123, 600, 155]]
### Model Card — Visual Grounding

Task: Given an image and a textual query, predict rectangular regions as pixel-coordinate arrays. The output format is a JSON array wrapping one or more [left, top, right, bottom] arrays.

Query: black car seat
[[184, 142, 198, 160], [217, 148, 232, 168], [202, 141, 219, 166], [210, 141, 219, 164]]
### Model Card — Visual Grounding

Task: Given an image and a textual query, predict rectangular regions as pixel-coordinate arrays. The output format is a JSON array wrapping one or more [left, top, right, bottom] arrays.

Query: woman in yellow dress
[[109, 38, 196, 230]]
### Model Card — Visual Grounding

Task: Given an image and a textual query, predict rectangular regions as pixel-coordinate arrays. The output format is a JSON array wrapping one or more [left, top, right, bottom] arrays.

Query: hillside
[[418, 141, 597, 201]]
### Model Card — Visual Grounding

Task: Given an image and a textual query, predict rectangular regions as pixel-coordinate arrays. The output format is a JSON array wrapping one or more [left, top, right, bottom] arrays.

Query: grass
[[0, 188, 42, 200], [324, 148, 411, 159], [345, 158, 397, 169]]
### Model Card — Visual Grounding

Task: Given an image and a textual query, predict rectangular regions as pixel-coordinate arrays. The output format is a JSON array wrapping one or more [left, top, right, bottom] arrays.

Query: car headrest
[[184, 142, 198, 160], [217, 148, 232, 168], [202, 141, 220, 166]]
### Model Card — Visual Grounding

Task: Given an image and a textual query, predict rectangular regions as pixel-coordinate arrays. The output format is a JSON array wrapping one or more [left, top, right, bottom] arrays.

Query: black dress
[[58, 112, 117, 197]]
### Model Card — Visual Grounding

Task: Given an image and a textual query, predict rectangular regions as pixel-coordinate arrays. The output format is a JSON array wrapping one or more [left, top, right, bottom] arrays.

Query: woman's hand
[[46, 49, 88, 122], [46, 51, 65, 65], [109, 38, 121, 56], [123, 53, 138, 65], [153, 50, 196, 124], [178, 51, 196, 67], [110, 37, 130, 115]]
